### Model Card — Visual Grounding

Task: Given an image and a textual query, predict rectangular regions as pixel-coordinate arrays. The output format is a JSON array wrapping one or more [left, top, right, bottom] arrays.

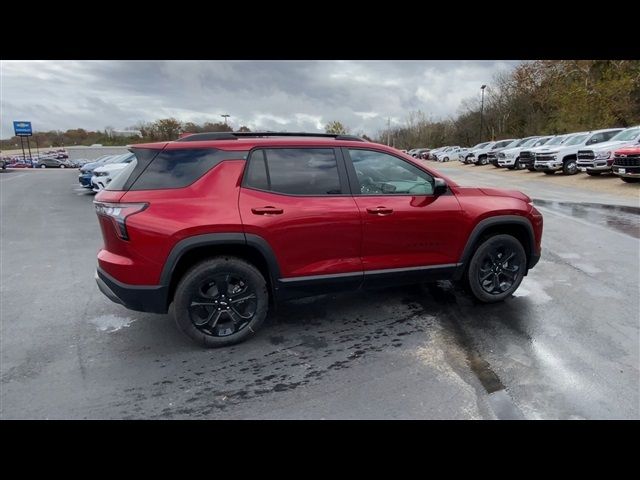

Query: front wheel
[[563, 158, 578, 175], [40, 164, 46, 169], [514, 158, 525, 170], [466, 234, 526, 303], [479, 156, 487, 165], [60, 164, 66, 169], [621, 177, 640, 183], [173, 256, 269, 348]]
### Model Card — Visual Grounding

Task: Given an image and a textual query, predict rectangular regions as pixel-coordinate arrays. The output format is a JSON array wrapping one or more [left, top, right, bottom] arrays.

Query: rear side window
[[108, 148, 248, 191], [244, 148, 342, 195]]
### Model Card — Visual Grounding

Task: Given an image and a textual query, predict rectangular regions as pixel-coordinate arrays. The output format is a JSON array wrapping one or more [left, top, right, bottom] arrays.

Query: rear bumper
[[96, 267, 168, 314]]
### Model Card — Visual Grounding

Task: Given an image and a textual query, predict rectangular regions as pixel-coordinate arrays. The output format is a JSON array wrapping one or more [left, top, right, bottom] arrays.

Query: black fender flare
[[159, 232, 282, 290], [456, 215, 537, 278]]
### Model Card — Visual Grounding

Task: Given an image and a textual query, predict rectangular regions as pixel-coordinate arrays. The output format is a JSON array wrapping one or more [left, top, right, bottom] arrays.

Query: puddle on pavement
[[418, 282, 526, 420], [533, 199, 640, 239]]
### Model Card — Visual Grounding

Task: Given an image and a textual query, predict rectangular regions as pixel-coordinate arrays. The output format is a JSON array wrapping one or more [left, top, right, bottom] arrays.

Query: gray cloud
[[1, 60, 518, 139]]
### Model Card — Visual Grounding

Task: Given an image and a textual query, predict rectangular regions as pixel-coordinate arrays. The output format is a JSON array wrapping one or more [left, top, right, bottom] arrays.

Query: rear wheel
[[466, 234, 526, 303], [442, 156, 449, 162], [621, 177, 640, 183], [173, 256, 269, 348], [479, 156, 488, 165]]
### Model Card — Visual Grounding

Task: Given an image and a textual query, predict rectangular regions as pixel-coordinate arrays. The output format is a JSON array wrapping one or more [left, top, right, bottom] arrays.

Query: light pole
[[479, 85, 487, 143], [221, 114, 230, 127]]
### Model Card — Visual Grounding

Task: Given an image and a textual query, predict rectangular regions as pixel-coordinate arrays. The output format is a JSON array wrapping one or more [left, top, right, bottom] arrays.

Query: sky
[[1, 60, 518, 139]]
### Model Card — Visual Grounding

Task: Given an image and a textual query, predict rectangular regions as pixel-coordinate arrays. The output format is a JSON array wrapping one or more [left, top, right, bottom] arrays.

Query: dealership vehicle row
[[406, 125, 640, 183]]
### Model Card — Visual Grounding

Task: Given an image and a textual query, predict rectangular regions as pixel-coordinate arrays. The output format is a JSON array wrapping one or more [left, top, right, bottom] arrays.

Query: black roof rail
[[175, 131, 366, 142], [175, 132, 238, 142]]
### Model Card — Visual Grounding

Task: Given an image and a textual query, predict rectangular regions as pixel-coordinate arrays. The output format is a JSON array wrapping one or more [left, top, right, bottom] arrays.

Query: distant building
[[111, 130, 142, 138]]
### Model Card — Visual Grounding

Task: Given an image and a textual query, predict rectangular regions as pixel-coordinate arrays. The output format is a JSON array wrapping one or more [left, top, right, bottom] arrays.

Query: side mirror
[[434, 177, 447, 195], [381, 183, 397, 194]]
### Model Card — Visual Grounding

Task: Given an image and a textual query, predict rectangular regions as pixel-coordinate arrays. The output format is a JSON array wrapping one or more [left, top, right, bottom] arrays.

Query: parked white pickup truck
[[467, 139, 516, 166], [497, 136, 552, 169], [534, 128, 623, 175], [576, 126, 640, 175]]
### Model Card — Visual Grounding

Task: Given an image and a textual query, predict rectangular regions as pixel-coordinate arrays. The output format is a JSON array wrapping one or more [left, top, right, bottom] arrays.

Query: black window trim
[[241, 146, 352, 197], [341, 146, 447, 197]]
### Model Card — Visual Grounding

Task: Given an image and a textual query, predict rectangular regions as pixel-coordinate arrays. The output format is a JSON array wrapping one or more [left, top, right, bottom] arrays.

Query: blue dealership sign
[[13, 121, 33, 136]]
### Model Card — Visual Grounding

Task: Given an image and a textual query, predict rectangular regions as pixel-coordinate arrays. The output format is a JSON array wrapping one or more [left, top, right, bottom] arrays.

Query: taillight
[[94, 201, 148, 240]]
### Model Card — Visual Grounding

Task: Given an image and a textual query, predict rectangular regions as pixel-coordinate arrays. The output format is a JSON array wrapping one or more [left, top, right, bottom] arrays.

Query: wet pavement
[[1, 169, 638, 419]]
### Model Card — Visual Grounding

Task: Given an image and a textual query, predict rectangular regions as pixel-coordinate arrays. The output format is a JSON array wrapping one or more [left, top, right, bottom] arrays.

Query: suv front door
[[343, 148, 464, 285], [239, 147, 363, 290]]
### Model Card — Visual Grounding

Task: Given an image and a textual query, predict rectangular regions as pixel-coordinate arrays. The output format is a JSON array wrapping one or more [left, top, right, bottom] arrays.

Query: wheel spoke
[[492, 273, 500, 293], [231, 305, 253, 319], [208, 310, 223, 329], [480, 271, 493, 281], [190, 299, 216, 308], [230, 293, 256, 304], [503, 252, 516, 263]]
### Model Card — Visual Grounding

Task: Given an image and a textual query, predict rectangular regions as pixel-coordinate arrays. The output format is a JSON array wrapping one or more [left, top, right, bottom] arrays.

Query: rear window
[[107, 148, 248, 191], [244, 148, 342, 195]]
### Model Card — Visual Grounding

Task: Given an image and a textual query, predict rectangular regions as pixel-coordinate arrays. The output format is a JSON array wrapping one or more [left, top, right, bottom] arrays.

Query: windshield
[[565, 134, 589, 146], [472, 142, 489, 149], [532, 137, 552, 147], [520, 137, 540, 147], [609, 127, 640, 142], [546, 135, 570, 146], [105, 153, 134, 164]]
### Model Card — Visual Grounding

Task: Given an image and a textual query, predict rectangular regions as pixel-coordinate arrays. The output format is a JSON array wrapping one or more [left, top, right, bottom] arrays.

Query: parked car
[[411, 148, 430, 159], [93, 131, 543, 348], [468, 140, 516, 166], [434, 146, 463, 162], [37, 158, 69, 168], [519, 135, 574, 171], [498, 136, 552, 169], [91, 153, 135, 192], [427, 146, 447, 160], [461, 142, 492, 163], [78, 155, 118, 188], [1, 158, 5, 170], [487, 139, 521, 167], [611, 146, 640, 183], [576, 126, 640, 176], [534, 128, 623, 175]]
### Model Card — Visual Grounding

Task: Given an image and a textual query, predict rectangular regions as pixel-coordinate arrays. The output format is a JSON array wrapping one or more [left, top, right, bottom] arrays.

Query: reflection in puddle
[[533, 199, 640, 238]]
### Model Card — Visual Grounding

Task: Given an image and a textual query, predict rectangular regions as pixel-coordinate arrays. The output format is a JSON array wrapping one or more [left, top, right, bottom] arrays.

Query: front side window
[[244, 148, 342, 195], [349, 149, 434, 195]]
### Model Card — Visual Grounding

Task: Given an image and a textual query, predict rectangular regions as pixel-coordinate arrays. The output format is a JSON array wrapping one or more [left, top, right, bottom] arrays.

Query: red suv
[[94, 132, 543, 347]]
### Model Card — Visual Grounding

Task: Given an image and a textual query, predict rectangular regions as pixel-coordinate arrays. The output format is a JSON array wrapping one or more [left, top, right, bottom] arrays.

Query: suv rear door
[[239, 147, 363, 284], [342, 147, 464, 284]]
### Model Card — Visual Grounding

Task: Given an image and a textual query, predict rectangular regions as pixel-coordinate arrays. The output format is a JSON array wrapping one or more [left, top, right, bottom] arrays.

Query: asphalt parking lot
[[1, 167, 638, 419]]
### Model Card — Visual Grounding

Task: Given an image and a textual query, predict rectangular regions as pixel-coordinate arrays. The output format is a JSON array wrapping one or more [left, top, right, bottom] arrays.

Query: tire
[[173, 256, 269, 348], [514, 158, 524, 170], [621, 177, 640, 183], [40, 164, 46, 169], [543, 171, 555, 175], [443, 156, 449, 162], [586, 171, 601, 176], [479, 156, 487, 165], [60, 165, 66, 169], [527, 166, 536, 172], [562, 158, 578, 175], [466, 234, 527, 303]]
